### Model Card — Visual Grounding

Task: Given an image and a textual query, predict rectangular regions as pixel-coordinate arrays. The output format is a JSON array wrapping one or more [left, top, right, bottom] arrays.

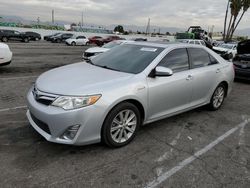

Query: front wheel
[[71, 42, 76, 46], [102, 102, 141, 147], [208, 84, 226, 110], [2, 37, 8, 42]]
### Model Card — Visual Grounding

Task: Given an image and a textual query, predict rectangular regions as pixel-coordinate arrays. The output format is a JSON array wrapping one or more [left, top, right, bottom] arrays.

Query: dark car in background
[[0, 29, 30, 43], [51, 33, 74, 43], [25, 32, 41, 41], [233, 40, 250, 80], [44, 33, 61, 41]]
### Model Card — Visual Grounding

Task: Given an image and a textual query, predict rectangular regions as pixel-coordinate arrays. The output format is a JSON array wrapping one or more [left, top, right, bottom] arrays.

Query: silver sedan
[[27, 42, 234, 147]]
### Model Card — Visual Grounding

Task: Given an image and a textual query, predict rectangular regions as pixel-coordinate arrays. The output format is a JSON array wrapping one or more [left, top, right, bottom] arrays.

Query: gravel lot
[[0, 41, 250, 188]]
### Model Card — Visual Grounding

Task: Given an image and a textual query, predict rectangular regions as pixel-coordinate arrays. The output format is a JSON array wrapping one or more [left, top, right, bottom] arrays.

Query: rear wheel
[[71, 42, 76, 46], [208, 84, 226, 110], [2, 37, 8, 42], [23, 38, 29, 43], [35, 37, 39, 41], [102, 102, 141, 147]]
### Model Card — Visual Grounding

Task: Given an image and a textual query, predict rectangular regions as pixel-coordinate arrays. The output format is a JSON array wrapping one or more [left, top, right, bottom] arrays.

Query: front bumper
[[234, 67, 250, 80], [26, 90, 105, 145]]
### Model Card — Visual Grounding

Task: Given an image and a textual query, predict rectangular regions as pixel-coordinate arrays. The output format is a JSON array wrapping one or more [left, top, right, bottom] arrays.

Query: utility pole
[[52, 9, 54, 24], [81, 11, 84, 28], [211, 25, 215, 39], [37, 17, 40, 25], [145, 18, 151, 35]]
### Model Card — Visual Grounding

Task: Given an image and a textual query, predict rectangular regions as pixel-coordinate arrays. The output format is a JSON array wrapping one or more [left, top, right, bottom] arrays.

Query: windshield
[[103, 41, 122, 48], [219, 44, 234, 49], [91, 44, 164, 74]]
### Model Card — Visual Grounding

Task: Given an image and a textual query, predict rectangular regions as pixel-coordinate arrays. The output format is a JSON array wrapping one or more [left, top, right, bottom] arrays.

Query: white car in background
[[180, 39, 206, 46], [0, 43, 12, 66], [83, 40, 133, 60], [213, 43, 237, 60], [66, 35, 89, 46]]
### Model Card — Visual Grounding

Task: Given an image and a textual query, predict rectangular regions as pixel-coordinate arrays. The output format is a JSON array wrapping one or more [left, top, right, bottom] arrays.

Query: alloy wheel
[[212, 86, 225, 109], [110, 110, 137, 144]]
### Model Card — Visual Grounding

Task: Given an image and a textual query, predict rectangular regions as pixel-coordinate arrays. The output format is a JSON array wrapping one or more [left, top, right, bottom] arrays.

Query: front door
[[147, 48, 193, 121]]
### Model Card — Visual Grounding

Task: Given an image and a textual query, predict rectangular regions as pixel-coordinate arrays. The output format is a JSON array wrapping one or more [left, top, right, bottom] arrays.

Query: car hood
[[65, 39, 74, 42], [0, 42, 9, 49], [213, 47, 230, 52], [237, 40, 250, 54], [36, 62, 133, 96], [85, 47, 110, 53]]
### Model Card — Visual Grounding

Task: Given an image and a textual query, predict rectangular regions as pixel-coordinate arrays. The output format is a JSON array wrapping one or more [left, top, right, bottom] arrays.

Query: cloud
[[0, 0, 250, 30]]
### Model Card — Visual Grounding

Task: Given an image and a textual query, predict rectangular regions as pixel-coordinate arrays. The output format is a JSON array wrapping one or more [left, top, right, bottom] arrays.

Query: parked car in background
[[27, 42, 234, 147], [88, 36, 103, 45], [0, 43, 12, 66], [132, 38, 147, 41], [233, 40, 250, 80], [24, 32, 41, 41], [213, 43, 237, 60], [0, 29, 29, 43], [95, 35, 124, 46], [51, 33, 74, 43], [65, 35, 89, 46], [180, 39, 206, 46], [83, 40, 133, 60], [44, 33, 61, 41]]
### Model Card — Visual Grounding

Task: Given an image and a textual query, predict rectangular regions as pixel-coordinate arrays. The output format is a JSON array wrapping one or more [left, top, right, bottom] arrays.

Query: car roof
[[124, 41, 202, 49]]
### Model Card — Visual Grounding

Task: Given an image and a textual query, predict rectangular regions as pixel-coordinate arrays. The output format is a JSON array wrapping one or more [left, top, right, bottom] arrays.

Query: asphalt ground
[[0, 41, 250, 188]]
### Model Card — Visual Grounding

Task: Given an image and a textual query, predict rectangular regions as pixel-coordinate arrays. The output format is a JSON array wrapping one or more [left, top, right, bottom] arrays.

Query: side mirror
[[149, 66, 173, 78], [154, 66, 173, 77]]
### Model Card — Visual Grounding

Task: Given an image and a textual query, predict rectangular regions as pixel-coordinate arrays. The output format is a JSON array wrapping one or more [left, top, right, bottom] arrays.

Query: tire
[[86, 42, 89, 46], [56, 39, 61, 43], [71, 42, 76, 46], [2, 37, 8, 42], [35, 37, 39, 41], [208, 84, 226, 111], [102, 102, 141, 148], [23, 38, 29, 43]]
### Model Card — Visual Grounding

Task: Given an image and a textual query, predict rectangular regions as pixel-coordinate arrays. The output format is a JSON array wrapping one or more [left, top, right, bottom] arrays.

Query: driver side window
[[158, 48, 189, 73]]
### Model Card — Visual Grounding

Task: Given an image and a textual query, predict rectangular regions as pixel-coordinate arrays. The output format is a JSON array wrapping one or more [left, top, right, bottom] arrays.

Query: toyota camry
[[27, 42, 234, 147]]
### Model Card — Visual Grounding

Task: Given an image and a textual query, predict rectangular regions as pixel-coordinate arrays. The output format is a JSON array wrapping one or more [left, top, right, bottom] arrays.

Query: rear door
[[147, 48, 193, 120], [188, 48, 222, 105]]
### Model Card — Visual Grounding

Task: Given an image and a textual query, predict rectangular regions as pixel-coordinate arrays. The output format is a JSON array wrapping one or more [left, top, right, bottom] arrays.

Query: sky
[[0, 0, 250, 31]]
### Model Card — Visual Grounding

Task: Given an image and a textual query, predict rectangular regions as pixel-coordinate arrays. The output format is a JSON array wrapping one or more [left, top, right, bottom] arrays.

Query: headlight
[[52, 95, 101, 110]]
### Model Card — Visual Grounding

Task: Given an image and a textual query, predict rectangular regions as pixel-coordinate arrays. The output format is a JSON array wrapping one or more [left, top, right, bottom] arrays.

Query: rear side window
[[188, 48, 211, 68], [195, 41, 200, 45], [77, 36, 86, 39], [159, 48, 189, 73]]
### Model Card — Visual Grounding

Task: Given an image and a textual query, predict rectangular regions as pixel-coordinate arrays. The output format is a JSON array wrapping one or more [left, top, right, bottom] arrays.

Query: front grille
[[233, 61, 250, 69], [84, 52, 95, 57], [30, 113, 51, 134], [32, 86, 57, 106]]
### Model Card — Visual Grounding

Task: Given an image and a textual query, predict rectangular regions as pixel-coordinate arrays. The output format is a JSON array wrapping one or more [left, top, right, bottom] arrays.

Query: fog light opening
[[61, 125, 80, 140]]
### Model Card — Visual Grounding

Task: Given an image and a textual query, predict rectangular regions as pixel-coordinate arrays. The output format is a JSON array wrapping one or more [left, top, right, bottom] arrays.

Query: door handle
[[186, 75, 193, 81], [216, 68, 221, 73]]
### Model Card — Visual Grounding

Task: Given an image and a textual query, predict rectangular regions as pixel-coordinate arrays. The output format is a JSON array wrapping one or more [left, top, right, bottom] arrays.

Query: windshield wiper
[[97, 65, 121, 72]]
